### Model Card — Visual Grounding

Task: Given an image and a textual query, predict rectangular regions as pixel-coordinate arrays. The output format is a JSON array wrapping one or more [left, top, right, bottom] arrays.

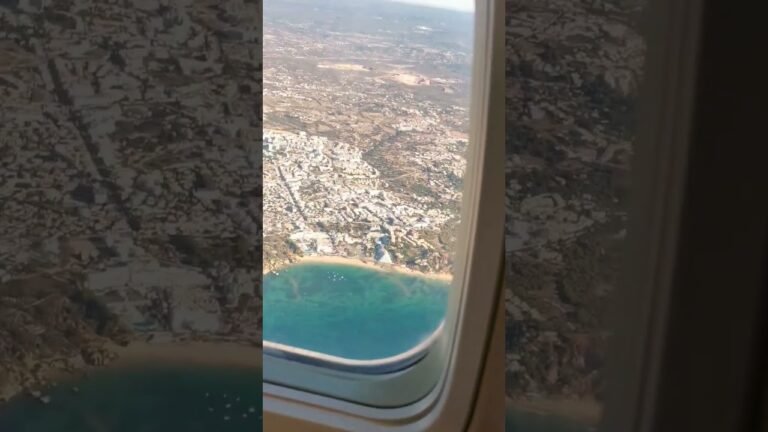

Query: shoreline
[[506, 396, 602, 428], [3, 341, 262, 403], [265, 255, 454, 282], [111, 341, 263, 370]]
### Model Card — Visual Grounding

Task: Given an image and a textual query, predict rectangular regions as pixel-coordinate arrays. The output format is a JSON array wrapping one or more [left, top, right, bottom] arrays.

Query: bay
[[263, 262, 450, 360]]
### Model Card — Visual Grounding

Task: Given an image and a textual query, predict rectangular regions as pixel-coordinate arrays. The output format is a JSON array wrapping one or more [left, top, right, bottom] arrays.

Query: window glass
[[263, 0, 475, 363], [505, 0, 647, 429]]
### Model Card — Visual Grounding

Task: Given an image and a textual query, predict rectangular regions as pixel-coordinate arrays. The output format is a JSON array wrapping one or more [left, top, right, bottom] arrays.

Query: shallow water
[[0, 366, 262, 432], [263, 262, 450, 360]]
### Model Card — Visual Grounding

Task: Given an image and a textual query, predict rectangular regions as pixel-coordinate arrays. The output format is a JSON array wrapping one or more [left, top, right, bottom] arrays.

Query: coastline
[[266, 255, 454, 282], [111, 341, 263, 370], [506, 396, 602, 428], [1, 341, 261, 404]]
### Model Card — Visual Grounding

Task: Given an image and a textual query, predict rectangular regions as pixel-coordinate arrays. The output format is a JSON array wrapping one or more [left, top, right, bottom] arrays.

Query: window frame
[[262, 0, 504, 429]]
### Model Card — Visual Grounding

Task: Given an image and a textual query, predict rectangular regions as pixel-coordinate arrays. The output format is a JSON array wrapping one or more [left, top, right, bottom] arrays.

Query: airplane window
[[263, 0, 474, 384], [504, 0, 647, 430]]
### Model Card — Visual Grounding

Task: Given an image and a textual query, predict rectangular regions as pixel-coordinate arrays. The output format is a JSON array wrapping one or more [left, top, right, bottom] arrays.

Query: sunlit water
[[0, 366, 262, 432], [263, 262, 450, 360]]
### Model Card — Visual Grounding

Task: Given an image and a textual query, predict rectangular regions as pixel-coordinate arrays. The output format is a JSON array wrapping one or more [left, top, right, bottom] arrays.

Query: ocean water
[[263, 262, 450, 360], [0, 366, 262, 432]]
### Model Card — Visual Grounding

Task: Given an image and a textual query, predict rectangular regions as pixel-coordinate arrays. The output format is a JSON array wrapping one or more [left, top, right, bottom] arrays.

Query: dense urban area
[[504, 0, 646, 423], [0, 0, 262, 402], [264, 0, 473, 275]]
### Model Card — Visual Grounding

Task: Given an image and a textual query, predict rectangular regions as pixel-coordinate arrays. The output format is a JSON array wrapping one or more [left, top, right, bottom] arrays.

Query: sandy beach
[[506, 396, 602, 427], [267, 255, 454, 282], [111, 341, 263, 370]]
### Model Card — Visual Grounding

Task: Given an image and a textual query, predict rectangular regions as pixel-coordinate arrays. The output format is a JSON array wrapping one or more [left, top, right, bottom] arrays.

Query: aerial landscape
[[504, 0, 646, 428], [263, 0, 473, 279], [261, 0, 474, 365], [0, 0, 262, 427]]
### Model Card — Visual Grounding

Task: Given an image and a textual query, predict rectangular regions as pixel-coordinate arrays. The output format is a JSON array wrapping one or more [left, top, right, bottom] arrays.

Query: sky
[[390, 0, 475, 13]]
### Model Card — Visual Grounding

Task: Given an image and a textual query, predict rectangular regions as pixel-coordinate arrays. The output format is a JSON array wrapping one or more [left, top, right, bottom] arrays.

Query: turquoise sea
[[0, 366, 262, 432], [263, 262, 450, 360]]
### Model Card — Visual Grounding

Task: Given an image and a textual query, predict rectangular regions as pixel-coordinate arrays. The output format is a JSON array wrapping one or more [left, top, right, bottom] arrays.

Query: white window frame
[[262, 0, 504, 430]]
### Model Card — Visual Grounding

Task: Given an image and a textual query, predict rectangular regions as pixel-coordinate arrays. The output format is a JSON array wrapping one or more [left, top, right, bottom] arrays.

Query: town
[[263, 0, 473, 276], [264, 128, 462, 274]]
